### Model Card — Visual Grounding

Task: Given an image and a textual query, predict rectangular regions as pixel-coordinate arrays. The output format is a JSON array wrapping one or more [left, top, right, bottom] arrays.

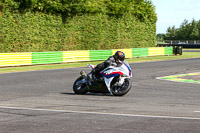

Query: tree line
[[157, 19, 200, 41]]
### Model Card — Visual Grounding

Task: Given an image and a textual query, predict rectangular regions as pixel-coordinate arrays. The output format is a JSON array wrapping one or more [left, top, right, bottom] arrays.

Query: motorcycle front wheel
[[73, 76, 88, 94], [111, 78, 132, 96]]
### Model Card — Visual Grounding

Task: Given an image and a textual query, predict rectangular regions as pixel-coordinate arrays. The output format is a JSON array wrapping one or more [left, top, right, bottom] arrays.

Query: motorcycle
[[73, 60, 132, 96]]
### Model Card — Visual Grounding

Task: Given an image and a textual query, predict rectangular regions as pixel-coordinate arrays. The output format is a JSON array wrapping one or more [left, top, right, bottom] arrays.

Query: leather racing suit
[[91, 55, 122, 78]]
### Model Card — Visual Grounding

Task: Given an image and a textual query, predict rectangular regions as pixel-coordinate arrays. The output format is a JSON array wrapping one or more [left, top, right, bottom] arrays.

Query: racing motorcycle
[[73, 60, 132, 96]]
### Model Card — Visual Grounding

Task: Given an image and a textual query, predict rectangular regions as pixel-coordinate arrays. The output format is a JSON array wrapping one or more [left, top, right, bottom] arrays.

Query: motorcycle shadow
[[60, 92, 112, 97]]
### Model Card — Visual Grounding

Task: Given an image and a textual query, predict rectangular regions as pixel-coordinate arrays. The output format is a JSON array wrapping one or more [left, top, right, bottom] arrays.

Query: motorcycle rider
[[88, 51, 125, 81]]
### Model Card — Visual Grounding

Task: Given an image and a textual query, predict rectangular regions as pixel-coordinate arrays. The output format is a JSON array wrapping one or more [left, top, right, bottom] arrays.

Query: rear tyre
[[111, 78, 132, 96], [73, 76, 88, 94]]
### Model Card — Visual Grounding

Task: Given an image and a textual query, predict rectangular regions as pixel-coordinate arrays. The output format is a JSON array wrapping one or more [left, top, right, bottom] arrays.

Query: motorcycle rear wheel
[[111, 78, 132, 96], [73, 76, 88, 94]]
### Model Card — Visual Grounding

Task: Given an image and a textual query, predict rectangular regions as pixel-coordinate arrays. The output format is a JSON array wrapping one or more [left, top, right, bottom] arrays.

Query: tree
[[164, 19, 200, 40], [156, 33, 165, 41], [164, 26, 177, 40], [190, 24, 199, 40], [176, 19, 189, 40]]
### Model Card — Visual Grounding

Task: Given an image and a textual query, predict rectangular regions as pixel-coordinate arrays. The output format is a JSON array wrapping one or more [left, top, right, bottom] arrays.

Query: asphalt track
[[0, 58, 200, 133]]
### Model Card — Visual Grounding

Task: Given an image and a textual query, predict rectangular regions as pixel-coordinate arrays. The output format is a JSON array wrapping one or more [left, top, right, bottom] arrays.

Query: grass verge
[[0, 52, 200, 74]]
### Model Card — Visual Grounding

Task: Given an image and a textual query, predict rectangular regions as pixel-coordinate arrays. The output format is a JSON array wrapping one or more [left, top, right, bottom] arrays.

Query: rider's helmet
[[114, 51, 125, 61]]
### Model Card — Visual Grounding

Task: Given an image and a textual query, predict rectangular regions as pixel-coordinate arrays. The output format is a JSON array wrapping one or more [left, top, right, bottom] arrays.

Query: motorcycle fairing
[[87, 61, 132, 95], [103, 76, 114, 94], [122, 61, 132, 77], [87, 64, 95, 70], [101, 71, 124, 78], [100, 63, 131, 94]]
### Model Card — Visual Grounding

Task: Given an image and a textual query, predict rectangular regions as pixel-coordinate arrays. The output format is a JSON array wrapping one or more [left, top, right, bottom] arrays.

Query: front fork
[[80, 71, 92, 86], [115, 76, 125, 86]]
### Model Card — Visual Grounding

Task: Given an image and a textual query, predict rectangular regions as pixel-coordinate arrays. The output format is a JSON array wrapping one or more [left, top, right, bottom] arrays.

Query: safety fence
[[0, 47, 173, 67], [157, 43, 200, 48]]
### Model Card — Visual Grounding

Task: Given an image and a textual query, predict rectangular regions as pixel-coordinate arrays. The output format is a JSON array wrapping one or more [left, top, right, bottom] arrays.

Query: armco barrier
[[148, 47, 165, 56], [0, 53, 32, 67], [157, 43, 200, 48], [0, 47, 173, 67], [32, 51, 63, 65], [63, 50, 90, 62], [132, 48, 148, 57], [90, 50, 112, 61], [112, 49, 132, 58], [165, 47, 173, 55]]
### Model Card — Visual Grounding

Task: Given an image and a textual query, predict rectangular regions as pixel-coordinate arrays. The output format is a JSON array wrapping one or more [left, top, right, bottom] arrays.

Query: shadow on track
[[60, 92, 112, 97]]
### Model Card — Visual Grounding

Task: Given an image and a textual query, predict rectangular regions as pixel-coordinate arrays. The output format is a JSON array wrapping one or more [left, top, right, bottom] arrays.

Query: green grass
[[0, 52, 200, 74], [183, 48, 200, 50], [127, 52, 200, 63]]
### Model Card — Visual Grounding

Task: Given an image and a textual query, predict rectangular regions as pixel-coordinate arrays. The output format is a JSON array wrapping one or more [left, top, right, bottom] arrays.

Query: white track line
[[194, 111, 200, 113], [0, 106, 200, 120]]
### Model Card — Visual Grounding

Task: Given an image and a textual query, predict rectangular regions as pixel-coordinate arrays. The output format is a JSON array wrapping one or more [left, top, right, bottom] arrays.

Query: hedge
[[0, 11, 156, 52]]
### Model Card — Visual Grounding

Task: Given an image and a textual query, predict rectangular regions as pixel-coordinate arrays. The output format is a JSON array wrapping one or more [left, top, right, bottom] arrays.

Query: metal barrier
[[157, 43, 200, 48], [0, 47, 173, 67]]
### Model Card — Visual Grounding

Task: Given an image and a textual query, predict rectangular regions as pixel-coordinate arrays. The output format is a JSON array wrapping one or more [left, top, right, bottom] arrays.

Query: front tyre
[[111, 78, 132, 96], [73, 76, 88, 94]]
